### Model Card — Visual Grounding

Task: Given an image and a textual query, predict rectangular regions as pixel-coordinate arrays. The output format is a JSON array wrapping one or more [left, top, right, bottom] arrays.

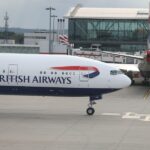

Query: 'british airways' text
[[0, 75, 71, 84]]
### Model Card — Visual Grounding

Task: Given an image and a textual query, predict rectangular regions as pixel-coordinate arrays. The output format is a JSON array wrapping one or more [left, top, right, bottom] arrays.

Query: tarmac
[[0, 85, 150, 150]]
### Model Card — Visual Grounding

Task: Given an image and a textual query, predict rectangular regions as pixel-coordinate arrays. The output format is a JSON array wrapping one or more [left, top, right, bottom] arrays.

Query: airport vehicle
[[0, 53, 131, 115], [102, 50, 150, 83]]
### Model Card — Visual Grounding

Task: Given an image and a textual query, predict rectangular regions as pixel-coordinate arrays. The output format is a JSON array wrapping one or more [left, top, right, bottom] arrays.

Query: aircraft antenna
[[4, 12, 9, 44]]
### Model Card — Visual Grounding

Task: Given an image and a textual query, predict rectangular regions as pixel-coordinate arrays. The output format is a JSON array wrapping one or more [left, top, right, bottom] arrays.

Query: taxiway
[[0, 85, 150, 150]]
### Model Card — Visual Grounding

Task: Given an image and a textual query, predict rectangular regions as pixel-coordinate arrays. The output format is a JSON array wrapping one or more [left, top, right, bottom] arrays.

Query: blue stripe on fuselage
[[0, 86, 119, 96], [84, 71, 100, 78]]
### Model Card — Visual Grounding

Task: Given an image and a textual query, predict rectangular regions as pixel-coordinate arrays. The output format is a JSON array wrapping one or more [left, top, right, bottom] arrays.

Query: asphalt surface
[[0, 85, 150, 150]]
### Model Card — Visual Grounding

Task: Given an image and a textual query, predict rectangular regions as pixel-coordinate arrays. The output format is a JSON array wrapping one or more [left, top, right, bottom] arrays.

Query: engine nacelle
[[144, 50, 150, 63]]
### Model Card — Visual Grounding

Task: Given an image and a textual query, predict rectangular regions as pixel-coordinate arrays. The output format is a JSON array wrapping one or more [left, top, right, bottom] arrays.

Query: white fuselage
[[0, 54, 131, 96]]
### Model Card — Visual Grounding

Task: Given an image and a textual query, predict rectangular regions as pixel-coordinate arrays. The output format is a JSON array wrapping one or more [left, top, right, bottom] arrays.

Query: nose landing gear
[[86, 101, 96, 115], [86, 95, 102, 116], [86, 107, 95, 115]]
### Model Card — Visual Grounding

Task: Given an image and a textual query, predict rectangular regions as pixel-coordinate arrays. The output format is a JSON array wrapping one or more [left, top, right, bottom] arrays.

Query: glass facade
[[69, 18, 149, 52]]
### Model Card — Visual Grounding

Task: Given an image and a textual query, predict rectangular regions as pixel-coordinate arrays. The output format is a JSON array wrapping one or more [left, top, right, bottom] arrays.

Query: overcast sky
[[0, 0, 149, 29]]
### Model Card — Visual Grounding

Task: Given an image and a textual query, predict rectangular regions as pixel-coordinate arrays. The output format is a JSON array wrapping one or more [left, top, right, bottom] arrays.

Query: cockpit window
[[110, 70, 123, 75]]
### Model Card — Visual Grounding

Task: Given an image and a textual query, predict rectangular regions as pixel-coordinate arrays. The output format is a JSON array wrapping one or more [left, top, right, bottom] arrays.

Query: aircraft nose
[[109, 73, 131, 89], [120, 75, 131, 88]]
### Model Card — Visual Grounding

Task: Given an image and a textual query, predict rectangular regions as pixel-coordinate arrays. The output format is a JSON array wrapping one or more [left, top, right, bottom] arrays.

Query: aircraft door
[[8, 64, 18, 85], [79, 69, 89, 82], [79, 67, 89, 87]]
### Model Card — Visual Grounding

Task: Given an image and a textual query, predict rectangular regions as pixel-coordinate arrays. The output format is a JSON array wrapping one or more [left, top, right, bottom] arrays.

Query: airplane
[[102, 50, 150, 84], [0, 53, 131, 115]]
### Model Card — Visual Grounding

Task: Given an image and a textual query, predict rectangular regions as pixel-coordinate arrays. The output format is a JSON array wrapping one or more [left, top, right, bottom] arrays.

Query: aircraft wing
[[102, 51, 143, 60], [109, 63, 139, 72]]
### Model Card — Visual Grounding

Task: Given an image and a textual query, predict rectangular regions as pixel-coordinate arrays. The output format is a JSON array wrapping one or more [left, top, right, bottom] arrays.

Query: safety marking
[[122, 112, 140, 119], [142, 116, 150, 122], [101, 112, 150, 122], [122, 112, 150, 122]]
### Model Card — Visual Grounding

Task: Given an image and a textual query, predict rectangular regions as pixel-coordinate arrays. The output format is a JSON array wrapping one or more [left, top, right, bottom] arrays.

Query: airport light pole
[[51, 15, 57, 41], [46, 7, 55, 54]]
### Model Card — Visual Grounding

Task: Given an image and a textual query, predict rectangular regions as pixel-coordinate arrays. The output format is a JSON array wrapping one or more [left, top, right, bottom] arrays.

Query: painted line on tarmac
[[101, 113, 121, 116]]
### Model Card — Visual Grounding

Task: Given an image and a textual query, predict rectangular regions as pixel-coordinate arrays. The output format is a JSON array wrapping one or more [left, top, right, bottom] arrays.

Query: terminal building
[[0, 44, 39, 54], [65, 5, 149, 52], [24, 31, 67, 54]]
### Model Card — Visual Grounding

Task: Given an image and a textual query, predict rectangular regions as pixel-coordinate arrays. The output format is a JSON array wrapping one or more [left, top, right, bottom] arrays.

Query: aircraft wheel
[[86, 107, 95, 116]]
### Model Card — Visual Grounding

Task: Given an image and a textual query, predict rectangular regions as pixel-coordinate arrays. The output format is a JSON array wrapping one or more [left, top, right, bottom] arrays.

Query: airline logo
[[0, 66, 99, 85], [52, 66, 100, 79]]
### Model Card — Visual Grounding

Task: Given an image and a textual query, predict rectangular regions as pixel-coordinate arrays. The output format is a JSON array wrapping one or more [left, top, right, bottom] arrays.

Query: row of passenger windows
[[40, 71, 76, 76], [2, 70, 122, 76], [1, 70, 76, 76]]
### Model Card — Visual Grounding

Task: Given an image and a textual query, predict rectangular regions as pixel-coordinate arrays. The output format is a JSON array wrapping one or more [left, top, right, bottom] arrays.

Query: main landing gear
[[86, 95, 102, 116]]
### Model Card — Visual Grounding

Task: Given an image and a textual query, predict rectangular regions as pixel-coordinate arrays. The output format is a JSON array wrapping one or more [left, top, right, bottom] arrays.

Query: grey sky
[[0, 0, 149, 29]]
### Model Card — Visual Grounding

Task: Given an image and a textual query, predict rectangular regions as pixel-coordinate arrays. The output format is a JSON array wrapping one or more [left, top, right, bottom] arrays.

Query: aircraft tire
[[86, 107, 95, 115]]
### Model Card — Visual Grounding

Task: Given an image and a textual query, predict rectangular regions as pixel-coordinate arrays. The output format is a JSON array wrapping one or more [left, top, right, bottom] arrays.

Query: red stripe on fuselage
[[51, 66, 98, 71]]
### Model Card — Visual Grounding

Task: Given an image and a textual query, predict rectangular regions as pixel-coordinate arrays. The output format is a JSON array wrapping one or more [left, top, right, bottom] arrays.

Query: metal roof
[[65, 6, 149, 20]]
